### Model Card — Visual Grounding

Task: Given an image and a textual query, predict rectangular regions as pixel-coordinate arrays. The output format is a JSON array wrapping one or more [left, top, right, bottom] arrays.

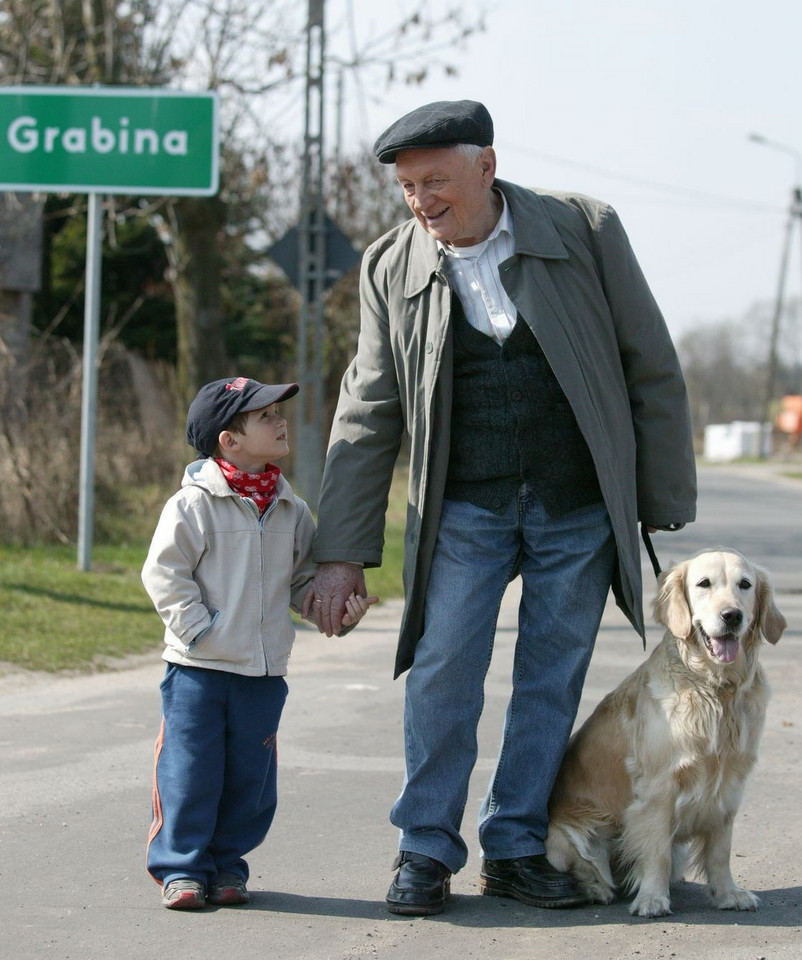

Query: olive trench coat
[[313, 179, 697, 677]]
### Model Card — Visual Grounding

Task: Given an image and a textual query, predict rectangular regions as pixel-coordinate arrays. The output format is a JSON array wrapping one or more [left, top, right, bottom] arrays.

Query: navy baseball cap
[[373, 100, 494, 164], [186, 376, 299, 457]]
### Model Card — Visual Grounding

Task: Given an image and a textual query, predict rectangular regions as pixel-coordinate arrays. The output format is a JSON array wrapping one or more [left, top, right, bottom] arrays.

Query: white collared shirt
[[439, 191, 517, 344]]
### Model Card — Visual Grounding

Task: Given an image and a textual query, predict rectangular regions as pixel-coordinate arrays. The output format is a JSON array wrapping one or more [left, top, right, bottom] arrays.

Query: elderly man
[[304, 100, 696, 915]]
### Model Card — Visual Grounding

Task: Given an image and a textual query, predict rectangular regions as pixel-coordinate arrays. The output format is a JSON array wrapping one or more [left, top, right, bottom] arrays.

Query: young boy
[[142, 376, 375, 910]]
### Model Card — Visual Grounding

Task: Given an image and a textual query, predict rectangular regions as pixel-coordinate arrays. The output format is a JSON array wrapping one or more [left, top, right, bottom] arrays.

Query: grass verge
[[0, 468, 408, 673], [0, 543, 159, 672]]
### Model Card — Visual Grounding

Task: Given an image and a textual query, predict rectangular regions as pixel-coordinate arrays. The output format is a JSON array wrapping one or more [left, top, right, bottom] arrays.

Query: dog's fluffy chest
[[634, 664, 769, 831]]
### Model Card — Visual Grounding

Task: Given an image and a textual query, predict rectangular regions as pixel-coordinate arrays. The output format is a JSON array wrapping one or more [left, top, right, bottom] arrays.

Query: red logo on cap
[[226, 377, 250, 392]]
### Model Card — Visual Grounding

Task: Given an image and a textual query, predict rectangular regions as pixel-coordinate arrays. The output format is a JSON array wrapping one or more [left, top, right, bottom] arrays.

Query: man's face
[[395, 145, 498, 247]]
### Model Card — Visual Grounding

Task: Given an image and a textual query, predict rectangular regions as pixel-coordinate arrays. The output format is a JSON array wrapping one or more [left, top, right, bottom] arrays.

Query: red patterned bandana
[[215, 458, 281, 516]]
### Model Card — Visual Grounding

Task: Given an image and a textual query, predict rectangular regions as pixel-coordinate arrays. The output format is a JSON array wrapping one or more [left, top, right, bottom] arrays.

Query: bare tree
[[676, 298, 802, 437], [1, 0, 488, 407], [151, 0, 486, 403]]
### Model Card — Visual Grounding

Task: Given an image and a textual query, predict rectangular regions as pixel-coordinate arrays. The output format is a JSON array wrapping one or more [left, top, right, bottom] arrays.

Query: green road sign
[[0, 86, 219, 195]]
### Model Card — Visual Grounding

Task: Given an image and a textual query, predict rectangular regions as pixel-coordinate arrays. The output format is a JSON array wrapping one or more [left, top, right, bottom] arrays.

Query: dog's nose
[[720, 608, 744, 628]]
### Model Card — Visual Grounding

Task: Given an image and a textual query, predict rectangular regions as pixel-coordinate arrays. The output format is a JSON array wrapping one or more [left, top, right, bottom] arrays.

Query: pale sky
[[316, 0, 802, 342]]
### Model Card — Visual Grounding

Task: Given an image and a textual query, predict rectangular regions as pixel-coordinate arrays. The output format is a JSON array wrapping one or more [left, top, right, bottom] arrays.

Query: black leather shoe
[[386, 852, 451, 915], [480, 854, 587, 908]]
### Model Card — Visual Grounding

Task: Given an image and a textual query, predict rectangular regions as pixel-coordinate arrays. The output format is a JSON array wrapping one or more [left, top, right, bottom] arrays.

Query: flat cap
[[373, 100, 493, 164]]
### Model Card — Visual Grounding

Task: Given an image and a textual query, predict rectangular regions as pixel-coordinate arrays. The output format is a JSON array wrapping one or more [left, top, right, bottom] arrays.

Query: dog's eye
[[738, 578, 753, 590], [695, 578, 711, 588]]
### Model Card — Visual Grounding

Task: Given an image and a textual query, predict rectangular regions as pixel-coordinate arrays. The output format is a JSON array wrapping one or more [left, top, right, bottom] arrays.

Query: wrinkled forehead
[[395, 145, 472, 179], [686, 551, 754, 585]]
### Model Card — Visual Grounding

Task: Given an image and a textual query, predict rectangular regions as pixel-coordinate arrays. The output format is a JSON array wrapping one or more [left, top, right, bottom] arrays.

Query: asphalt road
[[0, 463, 800, 960]]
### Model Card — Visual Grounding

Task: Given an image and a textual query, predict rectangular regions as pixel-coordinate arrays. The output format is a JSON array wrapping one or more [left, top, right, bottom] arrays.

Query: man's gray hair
[[453, 143, 485, 162]]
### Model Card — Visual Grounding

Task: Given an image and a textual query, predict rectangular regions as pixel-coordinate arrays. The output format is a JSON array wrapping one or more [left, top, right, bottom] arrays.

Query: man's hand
[[302, 562, 367, 636]]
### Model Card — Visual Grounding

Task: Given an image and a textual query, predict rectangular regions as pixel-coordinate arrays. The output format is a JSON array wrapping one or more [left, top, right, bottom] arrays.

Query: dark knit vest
[[444, 297, 602, 516]]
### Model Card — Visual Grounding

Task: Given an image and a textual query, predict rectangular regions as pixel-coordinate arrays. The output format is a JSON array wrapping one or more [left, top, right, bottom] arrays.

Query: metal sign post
[[76, 192, 104, 571]]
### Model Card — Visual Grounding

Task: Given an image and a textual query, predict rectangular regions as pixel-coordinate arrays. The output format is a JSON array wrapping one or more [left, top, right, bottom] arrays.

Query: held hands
[[302, 561, 378, 636], [340, 592, 379, 627]]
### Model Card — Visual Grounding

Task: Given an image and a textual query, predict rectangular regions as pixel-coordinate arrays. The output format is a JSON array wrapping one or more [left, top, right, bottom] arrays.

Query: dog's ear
[[654, 561, 692, 637], [754, 567, 787, 645]]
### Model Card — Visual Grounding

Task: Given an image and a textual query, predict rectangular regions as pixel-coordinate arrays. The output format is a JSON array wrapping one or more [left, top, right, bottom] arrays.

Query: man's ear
[[480, 146, 497, 182]]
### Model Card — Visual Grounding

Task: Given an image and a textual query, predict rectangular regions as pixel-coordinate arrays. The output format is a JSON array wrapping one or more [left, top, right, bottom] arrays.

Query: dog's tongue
[[711, 636, 739, 663]]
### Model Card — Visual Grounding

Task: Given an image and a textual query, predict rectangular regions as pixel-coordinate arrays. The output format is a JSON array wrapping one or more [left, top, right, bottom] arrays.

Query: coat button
[[426, 342, 433, 354]]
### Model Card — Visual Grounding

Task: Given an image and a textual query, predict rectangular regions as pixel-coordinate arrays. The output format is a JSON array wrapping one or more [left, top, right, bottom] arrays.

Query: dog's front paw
[[630, 893, 672, 918], [581, 880, 616, 905], [711, 886, 759, 911]]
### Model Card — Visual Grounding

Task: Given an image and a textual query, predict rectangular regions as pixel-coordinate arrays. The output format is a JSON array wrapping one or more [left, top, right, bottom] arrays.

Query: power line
[[497, 139, 783, 215]]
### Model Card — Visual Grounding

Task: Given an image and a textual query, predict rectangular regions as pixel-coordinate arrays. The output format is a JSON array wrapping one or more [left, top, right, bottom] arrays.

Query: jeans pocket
[[159, 662, 180, 690]]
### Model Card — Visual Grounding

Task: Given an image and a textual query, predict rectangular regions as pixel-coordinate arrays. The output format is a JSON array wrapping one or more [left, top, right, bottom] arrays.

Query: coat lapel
[[404, 224, 442, 299], [496, 182, 583, 381]]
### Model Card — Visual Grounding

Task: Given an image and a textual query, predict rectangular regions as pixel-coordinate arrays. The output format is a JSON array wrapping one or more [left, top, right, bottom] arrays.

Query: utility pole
[[267, 0, 358, 496], [749, 134, 802, 457], [761, 185, 802, 444], [334, 66, 344, 220], [295, 0, 327, 509]]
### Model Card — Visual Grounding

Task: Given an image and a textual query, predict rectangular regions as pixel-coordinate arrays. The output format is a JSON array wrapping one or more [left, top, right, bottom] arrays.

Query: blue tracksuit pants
[[147, 663, 288, 888]]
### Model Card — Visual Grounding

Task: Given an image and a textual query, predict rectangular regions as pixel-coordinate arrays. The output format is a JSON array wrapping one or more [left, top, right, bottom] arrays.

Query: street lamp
[[749, 132, 802, 184], [748, 132, 802, 457]]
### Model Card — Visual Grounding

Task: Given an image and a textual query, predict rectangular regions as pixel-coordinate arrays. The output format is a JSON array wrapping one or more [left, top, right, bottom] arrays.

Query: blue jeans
[[147, 664, 288, 888], [390, 488, 615, 873]]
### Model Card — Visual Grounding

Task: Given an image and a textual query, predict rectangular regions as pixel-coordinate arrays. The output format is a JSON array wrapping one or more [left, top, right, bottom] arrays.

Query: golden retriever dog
[[545, 548, 786, 917]]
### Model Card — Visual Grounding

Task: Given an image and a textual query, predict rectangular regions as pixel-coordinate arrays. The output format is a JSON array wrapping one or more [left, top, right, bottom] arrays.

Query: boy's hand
[[340, 592, 379, 628]]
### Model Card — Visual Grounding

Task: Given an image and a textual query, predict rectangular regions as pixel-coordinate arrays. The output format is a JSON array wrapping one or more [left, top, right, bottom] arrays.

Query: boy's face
[[223, 403, 289, 471]]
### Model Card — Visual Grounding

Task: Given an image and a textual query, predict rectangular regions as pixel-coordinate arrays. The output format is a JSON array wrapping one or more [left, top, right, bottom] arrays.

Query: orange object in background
[[776, 396, 802, 440]]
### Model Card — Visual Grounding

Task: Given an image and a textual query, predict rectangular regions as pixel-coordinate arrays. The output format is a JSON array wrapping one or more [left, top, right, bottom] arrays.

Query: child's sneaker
[[208, 872, 249, 905], [162, 878, 206, 910]]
